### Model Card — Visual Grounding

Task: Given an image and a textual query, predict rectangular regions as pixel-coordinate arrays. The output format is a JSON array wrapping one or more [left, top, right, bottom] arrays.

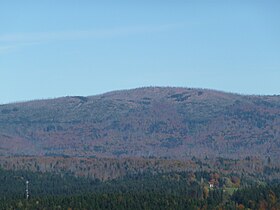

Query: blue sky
[[0, 0, 280, 104]]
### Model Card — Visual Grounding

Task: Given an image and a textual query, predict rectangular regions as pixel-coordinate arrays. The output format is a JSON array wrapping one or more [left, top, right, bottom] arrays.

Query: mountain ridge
[[3, 86, 279, 106]]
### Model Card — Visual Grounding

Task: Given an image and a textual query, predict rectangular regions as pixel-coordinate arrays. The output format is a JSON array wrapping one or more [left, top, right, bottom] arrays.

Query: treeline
[[0, 168, 279, 209]]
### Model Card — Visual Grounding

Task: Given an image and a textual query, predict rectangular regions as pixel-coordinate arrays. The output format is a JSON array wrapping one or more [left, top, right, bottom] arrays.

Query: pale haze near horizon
[[0, 0, 280, 104]]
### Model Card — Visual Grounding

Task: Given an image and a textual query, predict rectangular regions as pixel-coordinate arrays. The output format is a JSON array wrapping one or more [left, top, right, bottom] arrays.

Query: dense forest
[[1, 167, 279, 209], [1, 87, 280, 159]]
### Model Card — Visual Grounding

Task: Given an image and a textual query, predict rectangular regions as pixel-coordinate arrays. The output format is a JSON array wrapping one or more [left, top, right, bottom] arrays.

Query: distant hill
[[1, 87, 280, 159]]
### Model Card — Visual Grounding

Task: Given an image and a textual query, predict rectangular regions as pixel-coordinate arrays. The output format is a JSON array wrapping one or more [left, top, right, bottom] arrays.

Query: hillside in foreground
[[0, 87, 280, 159]]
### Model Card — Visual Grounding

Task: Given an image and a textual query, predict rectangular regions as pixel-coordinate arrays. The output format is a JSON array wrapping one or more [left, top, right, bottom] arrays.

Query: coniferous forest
[[1, 167, 280, 210]]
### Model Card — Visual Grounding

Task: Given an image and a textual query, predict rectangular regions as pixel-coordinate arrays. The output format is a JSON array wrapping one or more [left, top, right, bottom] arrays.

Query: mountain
[[0, 87, 280, 159]]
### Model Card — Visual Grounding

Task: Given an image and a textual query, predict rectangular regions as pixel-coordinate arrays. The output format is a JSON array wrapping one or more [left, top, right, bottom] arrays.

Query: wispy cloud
[[0, 24, 184, 54], [0, 42, 39, 54], [0, 24, 183, 43]]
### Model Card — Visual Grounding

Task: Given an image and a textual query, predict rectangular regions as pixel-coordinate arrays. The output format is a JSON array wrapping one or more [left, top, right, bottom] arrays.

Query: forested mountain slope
[[1, 87, 279, 159]]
